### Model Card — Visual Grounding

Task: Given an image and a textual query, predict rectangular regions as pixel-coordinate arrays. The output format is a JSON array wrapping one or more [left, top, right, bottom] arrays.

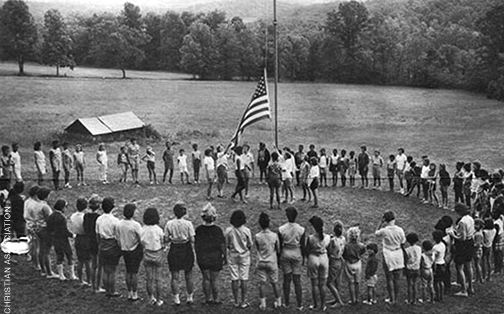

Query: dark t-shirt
[[195, 224, 225, 266], [342, 241, 365, 264], [83, 212, 100, 253], [365, 253, 379, 278], [47, 211, 73, 245], [9, 193, 25, 224], [358, 152, 369, 170]]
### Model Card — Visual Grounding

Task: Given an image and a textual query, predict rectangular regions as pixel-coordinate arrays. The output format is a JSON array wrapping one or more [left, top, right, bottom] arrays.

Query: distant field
[[2, 62, 504, 314]]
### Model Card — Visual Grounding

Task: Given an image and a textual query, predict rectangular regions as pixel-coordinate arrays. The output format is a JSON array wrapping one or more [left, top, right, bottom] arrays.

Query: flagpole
[[273, 0, 279, 148]]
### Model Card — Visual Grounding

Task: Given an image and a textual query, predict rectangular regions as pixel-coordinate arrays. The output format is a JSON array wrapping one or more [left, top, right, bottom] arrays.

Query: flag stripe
[[243, 103, 270, 120], [241, 109, 270, 130], [239, 114, 270, 132]]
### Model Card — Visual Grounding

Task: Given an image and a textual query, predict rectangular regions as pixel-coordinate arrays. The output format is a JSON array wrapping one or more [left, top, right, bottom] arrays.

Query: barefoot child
[[47, 199, 78, 280], [363, 243, 378, 305], [420, 240, 435, 303], [342, 226, 365, 305], [73, 143, 86, 186], [255, 212, 282, 310], [117, 146, 129, 183], [70, 198, 91, 285], [140, 208, 165, 305], [404, 233, 421, 304]]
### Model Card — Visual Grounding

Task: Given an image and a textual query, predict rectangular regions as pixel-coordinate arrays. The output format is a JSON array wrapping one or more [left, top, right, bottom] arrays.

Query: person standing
[[10, 143, 22, 182], [243, 144, 254, 198], [358, 146, 370, 189], [216, 145, 230, 198], [34, 142, 46, 185], [62, 142, 73, 188], [73, 143, 86, 186], [294, 145, 305, 187], [128, 138, 141, 184], [257, 142, 271, 185], [375, 211, 406, 305], [231, 146, 246, 203], [1, 146, 13, 188], [162, 141, 174, 184], [396, 148, 407, 194], [96, 143, 109, 185], [49, 141, 62, 190]]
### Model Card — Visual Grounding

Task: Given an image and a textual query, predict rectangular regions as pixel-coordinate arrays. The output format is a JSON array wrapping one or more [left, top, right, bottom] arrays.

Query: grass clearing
[[1, 62, 503, 314]]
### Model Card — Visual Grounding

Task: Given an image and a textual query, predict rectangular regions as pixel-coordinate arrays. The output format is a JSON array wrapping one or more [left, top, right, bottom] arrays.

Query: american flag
[[229, 69, 271, 148]]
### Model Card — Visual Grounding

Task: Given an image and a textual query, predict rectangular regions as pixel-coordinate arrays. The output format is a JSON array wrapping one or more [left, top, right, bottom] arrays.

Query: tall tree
[[89, 18, 150, 78], [159, 11, 187, 71], [120, 2, 142, 30], [0, 0, 37, 74], [180, 22, 217, 79], [41, 9, 75, 76]]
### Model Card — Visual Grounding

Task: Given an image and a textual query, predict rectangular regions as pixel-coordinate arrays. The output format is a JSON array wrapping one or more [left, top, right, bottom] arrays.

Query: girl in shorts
[[305, 216, 330, 311], [141, 207, 165, 306], [342, 226, 366, 305], [225, 210, 253, 308], [142, 146, 157, 184]]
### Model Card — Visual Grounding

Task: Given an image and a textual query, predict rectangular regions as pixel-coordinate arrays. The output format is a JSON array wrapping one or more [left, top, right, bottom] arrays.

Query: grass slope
[[1, 62, 504, 313]]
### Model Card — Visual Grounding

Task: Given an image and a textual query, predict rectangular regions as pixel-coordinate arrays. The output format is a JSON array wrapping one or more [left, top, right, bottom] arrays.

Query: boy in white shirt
[[177, 149, 191, 185]]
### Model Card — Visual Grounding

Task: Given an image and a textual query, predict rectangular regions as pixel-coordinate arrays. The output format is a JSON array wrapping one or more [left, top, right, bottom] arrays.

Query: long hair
[[309, 216, 324, 240]]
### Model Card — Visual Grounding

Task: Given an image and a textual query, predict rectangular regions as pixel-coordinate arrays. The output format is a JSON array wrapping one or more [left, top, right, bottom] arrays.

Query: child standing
[[427, 163, 439, 206], [69, 198, 91, 285], [34, 142, 46, 185], [473, 219, 484, 284], [420, 240, 435, 303], [141, 146, 157, 185], [266, 152, 282, 209], [453, 162, 465, 204], [439, 164, 451, 209], [225, 210, 253, 308], [299, 156, 311, 202], [387, 155, 396, 192], [141, 207, 165, 306], [128, 138, 141, 184], [162, 142, 174, 184], [178, 149, 191, 184], [363, 243, 378, 305], [404, 233, 421, 305], [308, 157, 320, 208], [432, 230, 446, 301], [96, 143, 109, 185], [319, 149, 328, 187], [348, 151, 357, 187], [73, 143, 86, 186], [192, 144, 202, 184], [255, 212, 282, 310], [117, 146, 129, 183], [49, 140, 62, 190], [10, 143, 22, 182], [117, 204, 143, 301], [329, 149, 339, 187], [165, 204, 195, 305], [62, 142, 73, 188], [462, 163, 473, 209], [1, 145, 13, 186], [482, 218, 496, 281], [371, 150, 384, 190], [327, 221, 345, 307], [342, 226, 366, 305], [83, 194, 103, 293], [339, 150, 348, 187], [203, 148, 216, 200], [47, 199, 78, 281]]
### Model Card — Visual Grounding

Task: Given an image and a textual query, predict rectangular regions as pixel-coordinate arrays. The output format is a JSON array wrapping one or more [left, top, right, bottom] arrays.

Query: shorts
[[366, 274, 378, 287], [328, 258, 343, 282], [54, 241, 73, 264], [454, 239, 475, 264], [144, 249, 165, 267], [217, 165, 227, 184], [120, 163, 129, 173], [130, 155, 140, 170], [310, 178, 319, 190], [348, 166, 356, 176], [147, 161, 155, 171], [75, 234, 91, 262], [320, 168, 327, 175], [193, 159, 201, 173], [229, 251, 250, 281], [244, 167, 251, 179], [280, 254, 303, 275], [307, 253, 329, 279], [396, 170, 404, 177], [359, 167, 368, 177], [268, 178, 282, 189], [474, 246, 483, 259], [421, 268, 433, 282], [99, 239, 122, 267], [197, 251, 223, 272], [206, 169, 215, 182], [405, 268, 420, 279], [372, 166, 381, 178], [168, 242, 194, 272], [257, 261, 279, 283], [75, 162, 84, 173], [433, 264, 445, 283], [344, 260, 362, 284], [122, 244, 143, 273], [179, 165, 188, 173]]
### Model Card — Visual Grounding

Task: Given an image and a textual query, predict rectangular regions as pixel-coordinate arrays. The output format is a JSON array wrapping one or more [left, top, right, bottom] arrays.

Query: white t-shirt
[[282, 157, 293, 179], [319, 155, 328, 169], [141, 225, 164, 251], [432, 242, 446, 265], [396, 154, 407, 171], [216, 152, 228, 168], [178, 155, 188, 167], [96, 150, 108, 165], [421, 165, 430, 179], [203, 156, 215, 171]]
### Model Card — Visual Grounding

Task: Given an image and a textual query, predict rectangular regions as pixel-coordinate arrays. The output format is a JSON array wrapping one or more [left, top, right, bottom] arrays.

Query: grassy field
[[2, 62, 504, 314]]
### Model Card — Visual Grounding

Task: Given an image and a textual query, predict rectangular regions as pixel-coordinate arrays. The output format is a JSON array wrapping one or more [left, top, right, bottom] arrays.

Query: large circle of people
[[1, 139, 504, 311]]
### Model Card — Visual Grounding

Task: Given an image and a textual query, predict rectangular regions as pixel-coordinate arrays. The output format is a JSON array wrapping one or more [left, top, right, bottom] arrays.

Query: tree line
[[0, 0, 503, 100]]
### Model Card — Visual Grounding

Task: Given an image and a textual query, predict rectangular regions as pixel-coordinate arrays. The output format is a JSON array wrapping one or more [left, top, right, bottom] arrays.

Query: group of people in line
[[2, 140, 499, 215], [2, 175, 504, 311]]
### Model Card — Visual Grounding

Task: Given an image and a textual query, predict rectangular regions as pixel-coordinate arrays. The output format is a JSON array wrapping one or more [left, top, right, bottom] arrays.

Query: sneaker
[[454, 291, 468, 297]]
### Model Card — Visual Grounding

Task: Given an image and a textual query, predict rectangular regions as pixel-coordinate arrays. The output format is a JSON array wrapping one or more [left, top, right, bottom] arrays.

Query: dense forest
[[0, 0, 503, 100]]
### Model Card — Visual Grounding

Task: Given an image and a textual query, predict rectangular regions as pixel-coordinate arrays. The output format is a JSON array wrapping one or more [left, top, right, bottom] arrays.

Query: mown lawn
[[1, 62, 504, 314]]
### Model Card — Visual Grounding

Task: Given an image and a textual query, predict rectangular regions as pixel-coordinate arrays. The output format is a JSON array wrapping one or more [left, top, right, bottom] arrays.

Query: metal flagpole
[[273, 0, 278, 148]]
